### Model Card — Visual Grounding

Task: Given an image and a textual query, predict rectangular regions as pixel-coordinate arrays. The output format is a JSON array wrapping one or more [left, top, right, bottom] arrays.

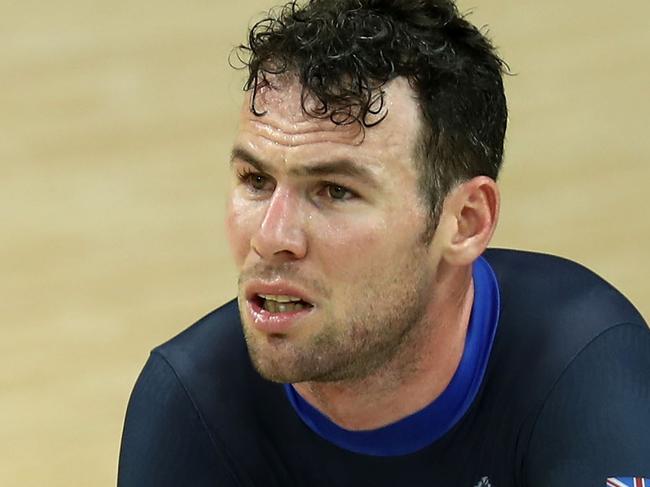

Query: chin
[[248, 351, 309, 384], [242, 331, 302, 383], [245, 338, 343, 384]]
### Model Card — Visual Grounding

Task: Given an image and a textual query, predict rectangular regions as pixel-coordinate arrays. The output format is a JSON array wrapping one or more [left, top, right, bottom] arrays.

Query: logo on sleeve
[[474, 477, 492, 487], [607, 478, 649, 487]]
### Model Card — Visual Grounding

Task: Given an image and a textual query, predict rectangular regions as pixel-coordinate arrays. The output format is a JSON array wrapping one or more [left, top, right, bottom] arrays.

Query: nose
[[251, 187, 308, 261]]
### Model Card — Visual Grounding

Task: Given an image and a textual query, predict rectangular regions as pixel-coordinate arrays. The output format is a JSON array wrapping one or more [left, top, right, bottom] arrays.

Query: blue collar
[[283, 256, 501, 456]]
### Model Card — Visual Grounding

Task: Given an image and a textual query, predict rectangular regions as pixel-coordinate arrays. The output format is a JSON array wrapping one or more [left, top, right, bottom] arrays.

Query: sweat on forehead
[[238, 76, 421, 148], [240, 76, 420, 136]]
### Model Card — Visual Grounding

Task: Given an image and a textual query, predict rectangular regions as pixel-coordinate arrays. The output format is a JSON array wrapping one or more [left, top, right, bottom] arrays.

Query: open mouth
[[253, 294, 313, 314]]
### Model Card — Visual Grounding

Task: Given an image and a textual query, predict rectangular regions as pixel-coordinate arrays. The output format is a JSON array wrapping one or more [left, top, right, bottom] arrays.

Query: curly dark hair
[[233, 0, 508, 230]]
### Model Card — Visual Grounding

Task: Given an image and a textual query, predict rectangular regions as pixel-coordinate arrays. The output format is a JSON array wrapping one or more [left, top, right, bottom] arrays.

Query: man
[[118, 0, 650, 485]]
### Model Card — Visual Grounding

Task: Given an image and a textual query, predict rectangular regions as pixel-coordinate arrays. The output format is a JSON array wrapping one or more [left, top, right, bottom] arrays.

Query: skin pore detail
[[226, 75, 487, 431]]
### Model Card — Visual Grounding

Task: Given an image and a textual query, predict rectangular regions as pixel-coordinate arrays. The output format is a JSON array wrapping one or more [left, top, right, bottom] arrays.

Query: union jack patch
[[606, 478, 649, 487]]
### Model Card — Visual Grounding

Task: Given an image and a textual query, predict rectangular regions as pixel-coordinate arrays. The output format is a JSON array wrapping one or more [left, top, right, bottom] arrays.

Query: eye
[[249, 173, 268, 191], [325, 184, 354, 201], [236, 168, 274, 193]]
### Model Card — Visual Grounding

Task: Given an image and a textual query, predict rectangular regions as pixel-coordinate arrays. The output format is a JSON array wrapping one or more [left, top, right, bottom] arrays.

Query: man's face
[[226, 77, 444, 383]]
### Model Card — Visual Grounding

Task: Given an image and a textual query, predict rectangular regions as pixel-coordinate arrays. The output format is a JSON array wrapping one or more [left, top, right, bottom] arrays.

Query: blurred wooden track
[[1, 1, 648, 485]]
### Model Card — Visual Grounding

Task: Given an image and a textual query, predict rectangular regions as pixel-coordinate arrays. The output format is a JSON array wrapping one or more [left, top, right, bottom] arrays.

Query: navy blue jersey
[[118, 249, 650, 486]]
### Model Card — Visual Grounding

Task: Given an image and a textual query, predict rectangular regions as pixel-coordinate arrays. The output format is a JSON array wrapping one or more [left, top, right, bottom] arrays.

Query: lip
[[244, 280, 316, 335]]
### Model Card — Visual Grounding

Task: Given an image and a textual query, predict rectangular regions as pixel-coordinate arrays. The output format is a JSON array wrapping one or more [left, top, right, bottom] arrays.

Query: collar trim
[[284, 256, 501, 456]]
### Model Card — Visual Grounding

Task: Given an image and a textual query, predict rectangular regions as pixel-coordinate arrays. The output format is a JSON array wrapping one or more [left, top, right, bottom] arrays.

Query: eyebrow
[[230, 147, 379, 188]]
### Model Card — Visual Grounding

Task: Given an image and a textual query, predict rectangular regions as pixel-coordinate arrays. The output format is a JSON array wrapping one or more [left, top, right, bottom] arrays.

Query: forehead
[[235, 76, 422, 160]]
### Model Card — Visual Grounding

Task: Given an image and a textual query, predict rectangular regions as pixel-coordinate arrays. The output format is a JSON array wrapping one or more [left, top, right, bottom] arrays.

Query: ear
[[438, 176, 500, 266]]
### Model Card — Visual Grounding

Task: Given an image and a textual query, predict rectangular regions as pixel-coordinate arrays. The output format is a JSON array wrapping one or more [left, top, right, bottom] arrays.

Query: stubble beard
[[239, 243, 434, 385]]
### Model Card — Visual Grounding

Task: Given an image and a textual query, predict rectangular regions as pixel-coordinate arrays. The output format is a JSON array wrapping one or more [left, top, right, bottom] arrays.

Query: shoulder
[[482, 248, 646, 385], [128, 300, 291, 484], [476, 250, 646, 423], [151, 299, 279, 424], [153, 299, 251, 385], [483, 248, 645, 331], [476, 250, 650, 484], [524, 322, 650, 485], [119, 299, 294, 486], [119, 300, 254, 486]]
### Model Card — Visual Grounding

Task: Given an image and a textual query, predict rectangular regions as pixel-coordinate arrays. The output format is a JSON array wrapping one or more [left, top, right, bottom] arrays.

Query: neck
[[293, 263, 474, 431]]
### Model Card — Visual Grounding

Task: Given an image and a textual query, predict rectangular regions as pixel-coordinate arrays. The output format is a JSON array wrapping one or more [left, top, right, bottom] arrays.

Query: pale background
[[1, 0, 648, 485]]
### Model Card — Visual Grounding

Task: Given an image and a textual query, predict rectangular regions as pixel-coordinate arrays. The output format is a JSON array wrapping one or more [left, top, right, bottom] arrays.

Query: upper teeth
[[259, 294, 302, 303]]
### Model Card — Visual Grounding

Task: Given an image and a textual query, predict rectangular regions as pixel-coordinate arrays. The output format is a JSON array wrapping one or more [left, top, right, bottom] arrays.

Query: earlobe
[[442, 177, 500, 266]]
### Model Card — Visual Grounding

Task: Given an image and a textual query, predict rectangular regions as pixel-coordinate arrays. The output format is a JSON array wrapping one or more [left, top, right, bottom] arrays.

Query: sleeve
[[524, 322, 650, 487], [118, 352, 242, 487]]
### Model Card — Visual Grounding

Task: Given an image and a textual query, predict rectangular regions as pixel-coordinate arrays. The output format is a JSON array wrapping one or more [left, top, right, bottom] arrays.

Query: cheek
[[225, 196, 256, 267], [315, 217, 388, 279], [313, 204, 427, 282]]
